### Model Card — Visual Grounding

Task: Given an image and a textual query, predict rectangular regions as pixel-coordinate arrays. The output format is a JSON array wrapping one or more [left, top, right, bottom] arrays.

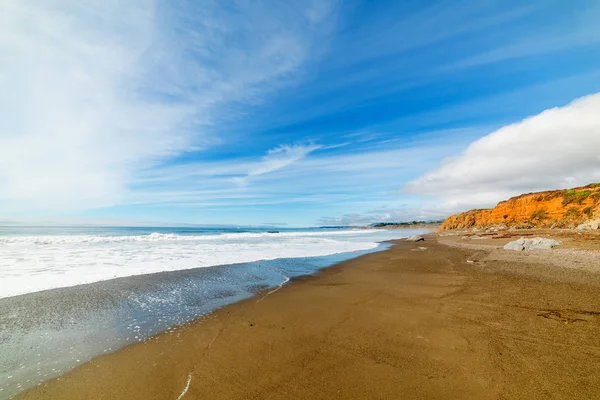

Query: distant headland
[[319, 221, 443, 230]]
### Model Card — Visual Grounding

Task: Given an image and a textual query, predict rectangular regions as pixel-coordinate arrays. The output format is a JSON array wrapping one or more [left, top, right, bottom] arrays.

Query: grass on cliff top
[[562, 189, 593, 206]]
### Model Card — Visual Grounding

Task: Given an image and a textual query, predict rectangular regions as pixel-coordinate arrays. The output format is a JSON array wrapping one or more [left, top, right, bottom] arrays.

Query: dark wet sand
[[20, 238, 600, 399]]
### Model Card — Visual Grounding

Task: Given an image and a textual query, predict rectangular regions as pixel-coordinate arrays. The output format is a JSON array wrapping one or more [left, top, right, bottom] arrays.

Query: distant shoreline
[[365, 222, 441, 229], [319, 222, 442, 230]]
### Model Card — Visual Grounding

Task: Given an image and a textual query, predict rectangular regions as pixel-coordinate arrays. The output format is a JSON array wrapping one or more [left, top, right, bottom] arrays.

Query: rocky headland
[[440, 184, 600, 231]]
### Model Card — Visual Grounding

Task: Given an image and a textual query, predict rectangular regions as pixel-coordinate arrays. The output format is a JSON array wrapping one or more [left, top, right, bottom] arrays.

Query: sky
[[1, 0, 600, 227]]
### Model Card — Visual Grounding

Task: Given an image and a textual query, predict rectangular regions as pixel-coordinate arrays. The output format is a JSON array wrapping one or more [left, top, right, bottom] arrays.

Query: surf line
[[256, 277, 290, 303], [176, 372, 192, 400]]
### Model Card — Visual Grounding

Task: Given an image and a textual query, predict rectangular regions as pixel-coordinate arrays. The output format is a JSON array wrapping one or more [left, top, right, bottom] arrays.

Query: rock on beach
[[503, 237, 561, 251]]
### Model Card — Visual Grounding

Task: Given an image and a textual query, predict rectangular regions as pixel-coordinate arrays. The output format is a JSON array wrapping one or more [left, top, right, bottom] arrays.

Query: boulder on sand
[[575, 219, 600, 230], [406, 235, 425, 242], [503, 237, 561, 251]]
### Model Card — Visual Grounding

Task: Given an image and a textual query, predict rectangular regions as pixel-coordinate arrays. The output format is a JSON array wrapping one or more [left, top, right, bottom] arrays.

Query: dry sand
[[20, 236, 600, 399]]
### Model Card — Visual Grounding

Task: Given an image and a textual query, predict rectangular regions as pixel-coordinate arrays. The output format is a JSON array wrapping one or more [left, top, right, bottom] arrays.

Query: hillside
[[368, 221, 442, 229], [440, 184, 600, 231]]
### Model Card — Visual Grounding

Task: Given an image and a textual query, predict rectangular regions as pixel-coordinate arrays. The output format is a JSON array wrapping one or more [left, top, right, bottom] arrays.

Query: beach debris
[[411, 246, 427, 251], [503, 237, 561, 251], [463, 235, 486, 240], [406, 235, 425, 242], [466, 260, 475, 264]]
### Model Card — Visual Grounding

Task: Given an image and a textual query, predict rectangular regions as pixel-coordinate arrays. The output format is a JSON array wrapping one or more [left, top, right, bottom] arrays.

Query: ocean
[[0, 226, 426, 398]]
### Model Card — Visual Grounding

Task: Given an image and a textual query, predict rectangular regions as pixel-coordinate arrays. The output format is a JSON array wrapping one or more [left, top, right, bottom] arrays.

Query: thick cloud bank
[[406, 92, 600, 209]]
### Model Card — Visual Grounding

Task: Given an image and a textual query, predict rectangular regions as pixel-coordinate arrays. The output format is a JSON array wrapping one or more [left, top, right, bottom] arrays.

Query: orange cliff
[[439, 184, 600, 231]]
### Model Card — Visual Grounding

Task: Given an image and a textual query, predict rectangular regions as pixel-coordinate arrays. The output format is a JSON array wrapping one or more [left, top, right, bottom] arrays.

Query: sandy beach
[[20, 235, 600, 399]]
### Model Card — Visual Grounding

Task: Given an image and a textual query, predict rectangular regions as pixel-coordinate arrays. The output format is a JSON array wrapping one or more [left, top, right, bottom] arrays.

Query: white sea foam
[[0, 229, 414, 299], [0, 230, 366, 245]]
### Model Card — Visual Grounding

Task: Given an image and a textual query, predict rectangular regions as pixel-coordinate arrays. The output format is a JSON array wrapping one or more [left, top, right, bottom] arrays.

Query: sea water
[[0, 226, 426, 398]]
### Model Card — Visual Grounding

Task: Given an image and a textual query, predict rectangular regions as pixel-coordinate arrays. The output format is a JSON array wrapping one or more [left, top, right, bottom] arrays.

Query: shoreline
[[19, 234, 600, 399], [1, 241, 402, 399]]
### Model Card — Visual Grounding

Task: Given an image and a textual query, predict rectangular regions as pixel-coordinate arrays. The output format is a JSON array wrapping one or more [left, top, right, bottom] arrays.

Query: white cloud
[[248, 144, 321, 177], [406, 92, 600, 211], [0, 0, 335, 211], [229, 143, 320, 186]]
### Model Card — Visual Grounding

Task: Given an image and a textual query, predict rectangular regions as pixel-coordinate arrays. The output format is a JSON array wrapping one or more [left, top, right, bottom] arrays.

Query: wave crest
[[0, 229, 373, 245]]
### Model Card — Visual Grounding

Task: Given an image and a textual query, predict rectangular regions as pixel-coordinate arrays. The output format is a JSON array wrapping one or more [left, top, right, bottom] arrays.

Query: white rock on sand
[[503, 237, 561, 251], [411, 247, 428, 251], [577, 219, 600, 230], [406, 235, 425, 242]]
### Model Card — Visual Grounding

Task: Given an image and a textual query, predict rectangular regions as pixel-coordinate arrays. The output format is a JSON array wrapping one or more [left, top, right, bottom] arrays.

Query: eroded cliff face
[[440, 184, 600, 231]]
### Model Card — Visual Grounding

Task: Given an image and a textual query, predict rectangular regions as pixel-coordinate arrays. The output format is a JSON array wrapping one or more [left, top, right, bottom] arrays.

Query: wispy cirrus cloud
[[230, 143, 321, 186], [0, 0, 337, 211], [135, 143, 322, 186], [248, 144, 321, 177], [442, 1, 600, 71]]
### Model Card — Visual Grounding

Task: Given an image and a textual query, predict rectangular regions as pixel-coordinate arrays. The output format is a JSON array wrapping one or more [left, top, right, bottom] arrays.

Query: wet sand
[[20, 237, 600, 399]]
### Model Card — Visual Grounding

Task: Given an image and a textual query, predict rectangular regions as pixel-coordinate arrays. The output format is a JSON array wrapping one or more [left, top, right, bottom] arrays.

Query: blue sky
[[1, 0, 600, 226]]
